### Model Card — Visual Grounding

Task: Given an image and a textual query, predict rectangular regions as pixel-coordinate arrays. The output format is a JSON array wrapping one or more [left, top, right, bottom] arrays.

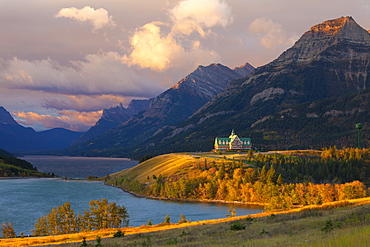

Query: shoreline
[[0, 176, 60, 180], [105, 182, 267, 208]]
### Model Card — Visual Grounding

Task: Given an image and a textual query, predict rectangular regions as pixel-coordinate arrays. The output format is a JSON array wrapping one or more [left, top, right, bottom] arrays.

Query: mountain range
[[0, 107, 83, 153], [64, 16, 370, 158], [61, 63, 254, 156]]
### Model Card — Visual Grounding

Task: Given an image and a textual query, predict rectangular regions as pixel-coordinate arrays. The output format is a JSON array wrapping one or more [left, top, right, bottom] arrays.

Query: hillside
[[108, 152, 234, 184]]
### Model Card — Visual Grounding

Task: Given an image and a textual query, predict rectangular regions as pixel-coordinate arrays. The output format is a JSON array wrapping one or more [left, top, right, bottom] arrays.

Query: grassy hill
[[109, 153, 200, 183], [108, 152, 253, 185]]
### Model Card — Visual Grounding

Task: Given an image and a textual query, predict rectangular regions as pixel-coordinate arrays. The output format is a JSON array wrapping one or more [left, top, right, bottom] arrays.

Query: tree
[[163, 214, 171, 224], [1, 222, 16, 238], [266, 165, 276, 184], [276, 174, 283, 185], [259, 165, 267, 183], [87, 199, 129, 230], [33, 202, 78, 235]]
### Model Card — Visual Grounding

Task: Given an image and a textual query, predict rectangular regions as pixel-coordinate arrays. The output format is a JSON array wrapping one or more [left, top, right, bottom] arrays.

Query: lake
[[0, 156, 263, 235], [22, 155, 139, 179]]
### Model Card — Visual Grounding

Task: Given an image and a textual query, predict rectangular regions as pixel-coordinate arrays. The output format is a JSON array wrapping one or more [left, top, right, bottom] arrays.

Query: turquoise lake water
[[0, 156, 263, 235]]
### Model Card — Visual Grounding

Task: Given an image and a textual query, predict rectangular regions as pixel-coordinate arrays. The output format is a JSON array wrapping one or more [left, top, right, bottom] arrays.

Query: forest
[[109, 147, 370, 211]]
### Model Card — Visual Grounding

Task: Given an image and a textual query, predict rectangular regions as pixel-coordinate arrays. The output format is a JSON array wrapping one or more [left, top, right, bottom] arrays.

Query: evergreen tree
[[266, 165, 276, 184], [259, 165, 267, 183], [276, 174, 283, 185]]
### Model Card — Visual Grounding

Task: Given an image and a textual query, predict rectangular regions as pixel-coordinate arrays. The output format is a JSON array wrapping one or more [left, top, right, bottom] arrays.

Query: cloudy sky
[[0, 0, 369, 132]]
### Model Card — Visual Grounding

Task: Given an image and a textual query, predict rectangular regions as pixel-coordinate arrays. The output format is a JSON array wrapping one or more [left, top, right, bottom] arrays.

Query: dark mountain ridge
[[0, 106, 83, 153], [72, 99, 152, 145], [61, 63, 254, 156]]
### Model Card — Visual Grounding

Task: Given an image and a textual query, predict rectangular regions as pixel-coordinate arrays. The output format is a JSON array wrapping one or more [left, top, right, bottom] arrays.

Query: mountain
[[0, 106, 83, 153], [72, 99, 152, 145], [125, 16, 370, 157], [62, 63, 254, 156]]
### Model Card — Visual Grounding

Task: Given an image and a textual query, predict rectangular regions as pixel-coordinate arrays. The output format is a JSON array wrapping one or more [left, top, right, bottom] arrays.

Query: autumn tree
[[1, 222, 16, 238], [80, 198, 129, 230]]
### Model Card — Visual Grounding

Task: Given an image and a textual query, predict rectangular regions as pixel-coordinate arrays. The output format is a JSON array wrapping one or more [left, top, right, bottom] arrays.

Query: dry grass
[[108, 152, 237, 184], [2, 197, 370, 246]]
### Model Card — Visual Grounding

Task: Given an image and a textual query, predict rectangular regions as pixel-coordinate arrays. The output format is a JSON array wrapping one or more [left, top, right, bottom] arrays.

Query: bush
[[178, 214, 190, 224], [230, 221, 245, 231], [113, 230, 125, 238]]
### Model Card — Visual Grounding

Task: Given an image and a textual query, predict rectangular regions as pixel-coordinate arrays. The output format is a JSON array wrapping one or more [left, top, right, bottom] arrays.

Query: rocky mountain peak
[[147, 63, 253, 119], [171, 63, 254, 91], [232, 63, 255, 77], [101, 99, 152, 122], [272, 16, 370, 66], [307, 16, 352, 36]]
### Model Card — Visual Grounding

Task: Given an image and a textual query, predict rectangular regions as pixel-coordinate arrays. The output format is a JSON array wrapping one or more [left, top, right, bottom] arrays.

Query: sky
[[0, 0, 369, 132]]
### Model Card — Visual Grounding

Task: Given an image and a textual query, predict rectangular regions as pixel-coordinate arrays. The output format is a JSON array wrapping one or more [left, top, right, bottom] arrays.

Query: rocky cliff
[[72, 99, 152, 145]]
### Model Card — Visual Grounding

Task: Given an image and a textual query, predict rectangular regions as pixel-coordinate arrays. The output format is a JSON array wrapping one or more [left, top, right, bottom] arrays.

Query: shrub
[[113, 230, 125, 238], [178, 214, 190, 224], [230, 221, 245, 231]]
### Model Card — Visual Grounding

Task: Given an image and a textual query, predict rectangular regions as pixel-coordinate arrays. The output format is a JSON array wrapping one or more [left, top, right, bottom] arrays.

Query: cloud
[[0, 53, 165, 97], [171, 0, 233, 29], [123, 0, 231, 71], [123, 22, 183, 71], [123, 22, 221, 71], [42, 95, 137, 112], [55, 6, 116, 31], [248, 17, 295, 49], [13, 110, 102, 132]]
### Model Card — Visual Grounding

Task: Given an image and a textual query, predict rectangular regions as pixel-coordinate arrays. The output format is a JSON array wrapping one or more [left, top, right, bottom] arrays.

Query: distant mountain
[[125, 16, 370, 157], [62, 63, 254, 156], [0, 106, 83, 153], [72, 99, 152, 145]]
